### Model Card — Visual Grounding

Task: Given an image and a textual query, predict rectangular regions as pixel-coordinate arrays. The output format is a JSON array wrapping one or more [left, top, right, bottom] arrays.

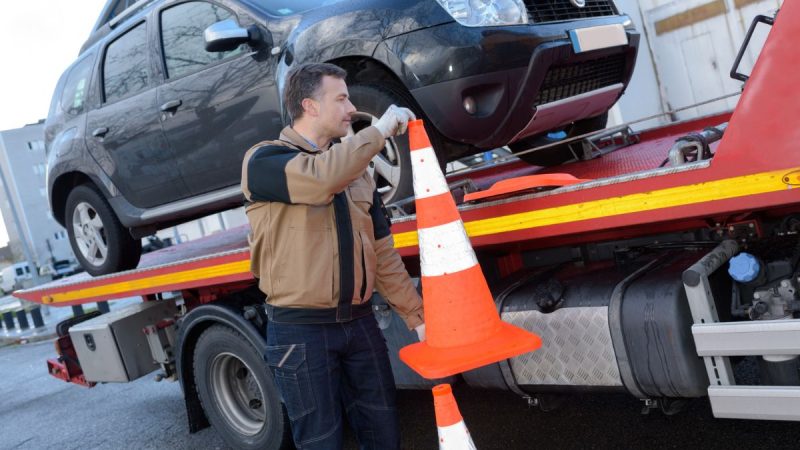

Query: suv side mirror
[[204, 18, 261, 52]]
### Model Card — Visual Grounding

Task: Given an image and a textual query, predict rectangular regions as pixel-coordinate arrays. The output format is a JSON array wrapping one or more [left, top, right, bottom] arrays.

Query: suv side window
[[160, 2, 244, 79], [61, 54, 94, 115], [103, 22, 149, 103]]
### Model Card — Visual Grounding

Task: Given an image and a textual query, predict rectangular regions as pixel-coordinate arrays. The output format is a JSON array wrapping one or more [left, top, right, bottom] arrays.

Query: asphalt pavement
[[3, 337, 800, 449]]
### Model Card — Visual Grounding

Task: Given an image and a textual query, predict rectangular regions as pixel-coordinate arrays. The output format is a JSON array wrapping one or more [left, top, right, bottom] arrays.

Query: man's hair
[[284, 63, 347, 122]]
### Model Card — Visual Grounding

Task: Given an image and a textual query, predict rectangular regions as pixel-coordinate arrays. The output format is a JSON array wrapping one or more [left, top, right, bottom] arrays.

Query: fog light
[[463, 96, 476, 115]]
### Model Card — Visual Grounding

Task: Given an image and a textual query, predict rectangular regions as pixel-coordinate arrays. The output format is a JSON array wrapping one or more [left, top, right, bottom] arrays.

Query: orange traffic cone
[[433, 384, 476, 450], [399, 120, 542, 379]]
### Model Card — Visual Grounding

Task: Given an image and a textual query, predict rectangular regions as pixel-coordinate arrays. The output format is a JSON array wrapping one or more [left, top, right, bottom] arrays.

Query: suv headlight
[[436, 0, 528, 27]]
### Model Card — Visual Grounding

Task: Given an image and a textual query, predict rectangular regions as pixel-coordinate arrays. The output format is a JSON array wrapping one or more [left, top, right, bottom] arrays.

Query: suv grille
[[535, 54, 627, 106], [525, 0, 616, 23]]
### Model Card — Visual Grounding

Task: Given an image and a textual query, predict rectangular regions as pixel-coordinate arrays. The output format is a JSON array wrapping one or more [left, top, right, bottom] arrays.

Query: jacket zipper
[[358, 232, 367, 301], [332, 192, 354, 319]]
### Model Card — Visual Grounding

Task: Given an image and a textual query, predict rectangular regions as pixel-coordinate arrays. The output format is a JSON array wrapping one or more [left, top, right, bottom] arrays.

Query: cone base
[[399, 322, 542, 379]]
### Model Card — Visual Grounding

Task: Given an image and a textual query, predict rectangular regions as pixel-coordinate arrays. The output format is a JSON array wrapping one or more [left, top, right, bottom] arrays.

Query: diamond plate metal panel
[[503, 307, 622, 386]]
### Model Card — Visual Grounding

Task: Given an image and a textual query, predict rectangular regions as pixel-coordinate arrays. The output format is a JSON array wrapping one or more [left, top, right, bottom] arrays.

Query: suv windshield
[[244, 0, 340, 16]]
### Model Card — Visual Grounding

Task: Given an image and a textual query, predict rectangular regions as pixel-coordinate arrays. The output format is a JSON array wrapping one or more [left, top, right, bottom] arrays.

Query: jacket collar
[[279, 126, 330, 153]]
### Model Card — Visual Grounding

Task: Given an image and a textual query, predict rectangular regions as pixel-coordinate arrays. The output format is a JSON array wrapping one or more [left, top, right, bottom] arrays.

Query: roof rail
[[80, 0, 158, 55], [107, 0, 158, 29]]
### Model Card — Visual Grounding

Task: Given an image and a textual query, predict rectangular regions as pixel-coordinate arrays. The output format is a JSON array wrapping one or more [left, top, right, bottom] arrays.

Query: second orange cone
[[433, 384, 476, 449], [399, 120, 542, 379]]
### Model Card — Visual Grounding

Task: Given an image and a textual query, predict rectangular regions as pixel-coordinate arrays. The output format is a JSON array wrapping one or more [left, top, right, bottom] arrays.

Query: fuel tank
[[463, 251, 728, 399]]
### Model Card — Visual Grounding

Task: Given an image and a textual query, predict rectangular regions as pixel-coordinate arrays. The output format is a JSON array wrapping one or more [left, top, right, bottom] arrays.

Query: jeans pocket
[[264, 344, 315, 420]]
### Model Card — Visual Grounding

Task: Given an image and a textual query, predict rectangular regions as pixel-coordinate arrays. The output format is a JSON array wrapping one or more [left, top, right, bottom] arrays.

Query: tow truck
[[15, 5, 800, 449]]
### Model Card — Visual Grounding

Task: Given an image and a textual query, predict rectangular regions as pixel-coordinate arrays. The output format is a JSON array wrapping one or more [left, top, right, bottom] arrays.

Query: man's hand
[[374, 105, 416, 138], [415, 323, 426, 342]]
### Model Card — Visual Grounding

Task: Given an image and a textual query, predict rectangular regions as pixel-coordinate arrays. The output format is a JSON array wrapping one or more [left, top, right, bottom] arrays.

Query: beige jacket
[[241, 126, 423, 329]]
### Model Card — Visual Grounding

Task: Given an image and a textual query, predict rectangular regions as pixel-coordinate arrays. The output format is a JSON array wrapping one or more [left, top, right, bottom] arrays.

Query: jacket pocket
[[264, 344, 315, 420], [272, 227, 334, 303], [349, 186, 374, 205], [349, 186, 374, 236]]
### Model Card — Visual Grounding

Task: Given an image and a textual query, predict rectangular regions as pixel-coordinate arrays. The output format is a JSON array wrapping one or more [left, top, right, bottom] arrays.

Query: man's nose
[[346, 100, 356, 114]]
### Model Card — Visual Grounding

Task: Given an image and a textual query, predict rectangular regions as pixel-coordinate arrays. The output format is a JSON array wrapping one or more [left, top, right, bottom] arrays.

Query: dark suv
[[46, 0, 638, 275]]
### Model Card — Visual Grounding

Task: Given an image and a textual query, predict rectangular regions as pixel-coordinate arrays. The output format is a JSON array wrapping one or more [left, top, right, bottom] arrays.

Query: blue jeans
[[264, 314, 400, 450]]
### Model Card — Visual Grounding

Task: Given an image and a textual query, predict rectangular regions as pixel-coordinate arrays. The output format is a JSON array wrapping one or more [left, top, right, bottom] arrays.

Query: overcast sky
[[0, 0, 107, 247]]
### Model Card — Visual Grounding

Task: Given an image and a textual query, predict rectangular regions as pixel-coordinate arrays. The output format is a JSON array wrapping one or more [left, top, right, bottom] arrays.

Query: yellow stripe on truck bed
[[393, 167, 799, 249]]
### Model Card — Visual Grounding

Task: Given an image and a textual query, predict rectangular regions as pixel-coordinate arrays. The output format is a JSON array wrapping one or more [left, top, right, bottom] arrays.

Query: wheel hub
[[209, 352, 267, 436], [71, 201, 108, 267]]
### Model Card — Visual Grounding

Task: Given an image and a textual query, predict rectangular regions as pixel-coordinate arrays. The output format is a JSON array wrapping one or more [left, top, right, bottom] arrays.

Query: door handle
[[92, 127, 108, 138], [160, 99, 182, 112]]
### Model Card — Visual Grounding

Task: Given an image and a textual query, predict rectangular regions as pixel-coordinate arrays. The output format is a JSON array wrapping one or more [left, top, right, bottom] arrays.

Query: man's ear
[[301, 98, 319, 118]]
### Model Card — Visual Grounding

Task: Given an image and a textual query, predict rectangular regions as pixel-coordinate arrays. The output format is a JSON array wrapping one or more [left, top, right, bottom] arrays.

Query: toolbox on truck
[[69, 300, 178, 383]]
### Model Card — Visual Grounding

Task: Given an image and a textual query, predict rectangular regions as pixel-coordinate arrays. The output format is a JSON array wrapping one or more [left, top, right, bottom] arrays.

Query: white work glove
[[415, 323, 426, 342], [374, 104, 416, 138]]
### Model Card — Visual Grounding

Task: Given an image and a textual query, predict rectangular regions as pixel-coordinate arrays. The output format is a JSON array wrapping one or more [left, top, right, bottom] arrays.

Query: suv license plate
[[568, 24, 628, 54]]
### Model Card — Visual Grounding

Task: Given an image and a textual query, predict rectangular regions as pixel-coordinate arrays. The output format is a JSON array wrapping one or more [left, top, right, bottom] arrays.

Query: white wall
[[614, 0, 782, 126], [613, 0, 668, 130]]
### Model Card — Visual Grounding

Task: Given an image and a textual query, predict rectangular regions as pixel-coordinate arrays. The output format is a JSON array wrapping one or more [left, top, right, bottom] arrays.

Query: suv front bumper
[[380, 17, 639, 151]]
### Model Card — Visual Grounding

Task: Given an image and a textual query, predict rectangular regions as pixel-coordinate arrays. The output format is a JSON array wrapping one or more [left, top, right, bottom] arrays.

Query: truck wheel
[[509, 112, 609, 166], [65, 184, 141, 276], [347, 83, 445, 205], [194, 325, 292, 450]]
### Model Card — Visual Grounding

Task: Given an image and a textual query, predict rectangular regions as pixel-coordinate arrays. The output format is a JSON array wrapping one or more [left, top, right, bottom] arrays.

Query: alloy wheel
[[71, 201, 108, 267]]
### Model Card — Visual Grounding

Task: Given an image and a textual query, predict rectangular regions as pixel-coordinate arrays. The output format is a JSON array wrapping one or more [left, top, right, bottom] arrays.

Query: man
[[241, 62, 425, 449]]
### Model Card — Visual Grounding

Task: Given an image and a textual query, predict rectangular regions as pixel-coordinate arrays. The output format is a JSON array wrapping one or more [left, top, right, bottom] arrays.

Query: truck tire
[[194, 325, 292, 450], [509, 112, 609, 166], [348, 83, 445, 205], [65, 184, 141, 276]]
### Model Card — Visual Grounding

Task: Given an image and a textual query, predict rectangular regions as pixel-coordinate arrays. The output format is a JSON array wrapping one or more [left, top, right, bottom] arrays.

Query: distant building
[[0, 120, 74, 268], [0, 245, 15, 265]]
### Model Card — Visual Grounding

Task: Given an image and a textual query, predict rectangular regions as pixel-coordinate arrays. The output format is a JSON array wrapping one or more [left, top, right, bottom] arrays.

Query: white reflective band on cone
[[438, 421, 477, 450], [418, 220, 478, 276], [411, 146, 449, 199]]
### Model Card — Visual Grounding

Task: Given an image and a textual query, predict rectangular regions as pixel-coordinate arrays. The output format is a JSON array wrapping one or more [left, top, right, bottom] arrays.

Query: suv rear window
[[61, 54, 94, 115], [103, 22, 149, 103], [160, 1, 244, 79]]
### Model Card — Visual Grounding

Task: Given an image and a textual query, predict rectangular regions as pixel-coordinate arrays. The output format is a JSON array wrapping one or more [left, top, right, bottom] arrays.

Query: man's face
[[307, 75, 356, 140]]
